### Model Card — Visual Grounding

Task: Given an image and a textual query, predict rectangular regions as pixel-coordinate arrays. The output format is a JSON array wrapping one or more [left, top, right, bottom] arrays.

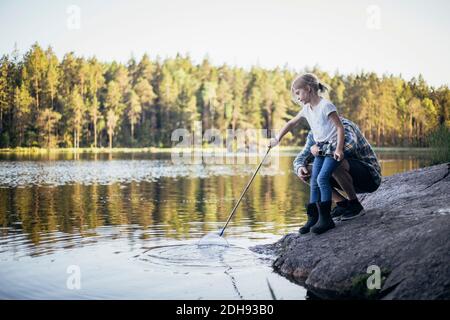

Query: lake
[[0, 149, 432, 299]]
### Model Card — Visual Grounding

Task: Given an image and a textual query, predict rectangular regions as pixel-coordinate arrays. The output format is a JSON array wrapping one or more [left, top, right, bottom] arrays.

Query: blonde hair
[[291, 73, 328, 104]]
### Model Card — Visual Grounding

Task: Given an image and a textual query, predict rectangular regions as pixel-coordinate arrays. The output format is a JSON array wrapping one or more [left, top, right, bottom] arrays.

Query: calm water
[[0, 150, 432, 299]]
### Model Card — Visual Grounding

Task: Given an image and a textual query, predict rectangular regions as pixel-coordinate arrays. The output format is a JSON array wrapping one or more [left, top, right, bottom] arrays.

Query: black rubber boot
[[331, 199, 349, 221], [311, 201, 335, 234], [299, 203, 318, 234], [341, 199, 364, 221]]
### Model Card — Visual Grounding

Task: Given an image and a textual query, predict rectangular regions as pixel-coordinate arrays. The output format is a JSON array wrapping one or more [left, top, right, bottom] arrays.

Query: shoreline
[[0, 146, 434, 155]]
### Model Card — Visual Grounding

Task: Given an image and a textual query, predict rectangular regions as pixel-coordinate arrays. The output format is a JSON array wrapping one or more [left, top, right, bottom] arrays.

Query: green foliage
[[37, 107, 61, 147], [0, 43, 449, 149], [350, 268, 390, 300], [427, 125, 450, 165]]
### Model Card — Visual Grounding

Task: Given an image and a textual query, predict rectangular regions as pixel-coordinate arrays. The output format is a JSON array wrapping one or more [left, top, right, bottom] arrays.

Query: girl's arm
[[268, 112, 303, 147], [328, 111, 345, 161]]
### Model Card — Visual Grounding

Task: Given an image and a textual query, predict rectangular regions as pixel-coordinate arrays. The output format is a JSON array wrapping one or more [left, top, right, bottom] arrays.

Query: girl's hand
[[334, 149, 344, 161], [268, 137, 279, 148]]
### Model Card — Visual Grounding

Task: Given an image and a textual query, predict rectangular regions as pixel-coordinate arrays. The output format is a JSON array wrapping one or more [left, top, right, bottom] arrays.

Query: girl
[[269, 73, 345, 235]]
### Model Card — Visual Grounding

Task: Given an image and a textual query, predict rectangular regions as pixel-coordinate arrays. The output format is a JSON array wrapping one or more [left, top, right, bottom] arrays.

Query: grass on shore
[[427, 125, 450, 165]]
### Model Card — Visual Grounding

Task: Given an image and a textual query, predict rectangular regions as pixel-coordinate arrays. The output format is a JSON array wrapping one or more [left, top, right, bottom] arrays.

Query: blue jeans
[[310, 155, 340, 203]]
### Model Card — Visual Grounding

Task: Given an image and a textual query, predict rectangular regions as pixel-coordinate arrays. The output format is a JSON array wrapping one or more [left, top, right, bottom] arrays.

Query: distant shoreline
[[0, 146, 432, 154]]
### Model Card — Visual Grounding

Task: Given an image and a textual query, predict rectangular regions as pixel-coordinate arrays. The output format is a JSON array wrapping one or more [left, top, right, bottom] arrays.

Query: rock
[[250, 163, 450, 299]]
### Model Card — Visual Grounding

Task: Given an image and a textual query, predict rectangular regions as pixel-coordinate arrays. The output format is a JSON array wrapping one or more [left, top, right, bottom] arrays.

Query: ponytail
[[317, 82, 328, 93]]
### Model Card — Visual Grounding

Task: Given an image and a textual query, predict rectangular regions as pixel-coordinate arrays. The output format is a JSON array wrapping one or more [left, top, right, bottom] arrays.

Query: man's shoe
[[299, 203, 318, 234], [341, 200, 365, 221], [331, 200, 348, 221], [311, 201, 335, 234]]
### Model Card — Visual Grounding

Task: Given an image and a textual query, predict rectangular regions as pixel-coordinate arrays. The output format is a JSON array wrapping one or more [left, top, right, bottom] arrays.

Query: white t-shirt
[[298, 98, 338, 143]]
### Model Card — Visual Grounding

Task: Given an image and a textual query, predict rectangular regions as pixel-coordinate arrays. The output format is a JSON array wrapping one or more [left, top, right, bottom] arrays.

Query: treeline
[[0, 43, 448, 149]]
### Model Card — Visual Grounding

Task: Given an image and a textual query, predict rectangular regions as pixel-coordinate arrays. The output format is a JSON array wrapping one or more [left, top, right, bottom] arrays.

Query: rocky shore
[[251, 163, 450, 299]]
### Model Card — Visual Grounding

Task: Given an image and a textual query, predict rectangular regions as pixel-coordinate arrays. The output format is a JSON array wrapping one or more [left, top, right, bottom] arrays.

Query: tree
[[156, 63, 179, 145], [114, 64, 130, 95], [406, 97, 421, 145], [134, 54, 154, 83], [44, 47, 59, 109], [200, 81, 217, 130], [105, 81, 124, 148], [215, 69, 233, 131], [126, 90, 141, 140], [68, 87, 85, 149], [230, 68, 246, 132], [88, 96, 100, 148], [86, 58, 104, 147], [106, 109, 118, 149], [23, 43, 47, 110], [58, 52, 80, 100], [0, 55, 11, 130], [134, 77, 156, 122], [13, 84, 33, 146], [37, 108, 61, 147]]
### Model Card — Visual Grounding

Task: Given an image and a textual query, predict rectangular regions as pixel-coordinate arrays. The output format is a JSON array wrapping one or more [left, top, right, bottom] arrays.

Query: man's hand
[[311, 144, 320, 156], [333, 148, 344, 161], [297, 166, 310, 182]]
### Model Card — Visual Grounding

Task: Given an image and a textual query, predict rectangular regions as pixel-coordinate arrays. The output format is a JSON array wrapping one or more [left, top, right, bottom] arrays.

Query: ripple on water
[[135, 241, 258, 271]]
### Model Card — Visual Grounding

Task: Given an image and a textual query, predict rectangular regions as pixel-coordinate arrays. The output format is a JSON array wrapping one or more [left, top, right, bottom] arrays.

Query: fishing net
[[197, 232, 229, 248]]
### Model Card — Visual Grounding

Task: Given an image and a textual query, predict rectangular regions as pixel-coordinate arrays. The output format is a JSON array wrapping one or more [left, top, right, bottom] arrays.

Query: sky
[[0, 0, 449, 87]]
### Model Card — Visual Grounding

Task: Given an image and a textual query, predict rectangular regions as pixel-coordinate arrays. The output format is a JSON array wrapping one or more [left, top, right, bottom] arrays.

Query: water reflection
[[0, 156, 312, 246], [0, 151, 432, 299]]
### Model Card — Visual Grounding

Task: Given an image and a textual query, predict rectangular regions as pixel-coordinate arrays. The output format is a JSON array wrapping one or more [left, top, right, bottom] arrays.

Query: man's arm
[[342, 119, 358, 155], [328, 111, 345, 161], [293, 131, 315, 174]]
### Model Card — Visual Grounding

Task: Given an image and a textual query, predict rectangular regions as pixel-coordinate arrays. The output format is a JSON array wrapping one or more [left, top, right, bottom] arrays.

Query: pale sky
[[1, 0, 449, 87]]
